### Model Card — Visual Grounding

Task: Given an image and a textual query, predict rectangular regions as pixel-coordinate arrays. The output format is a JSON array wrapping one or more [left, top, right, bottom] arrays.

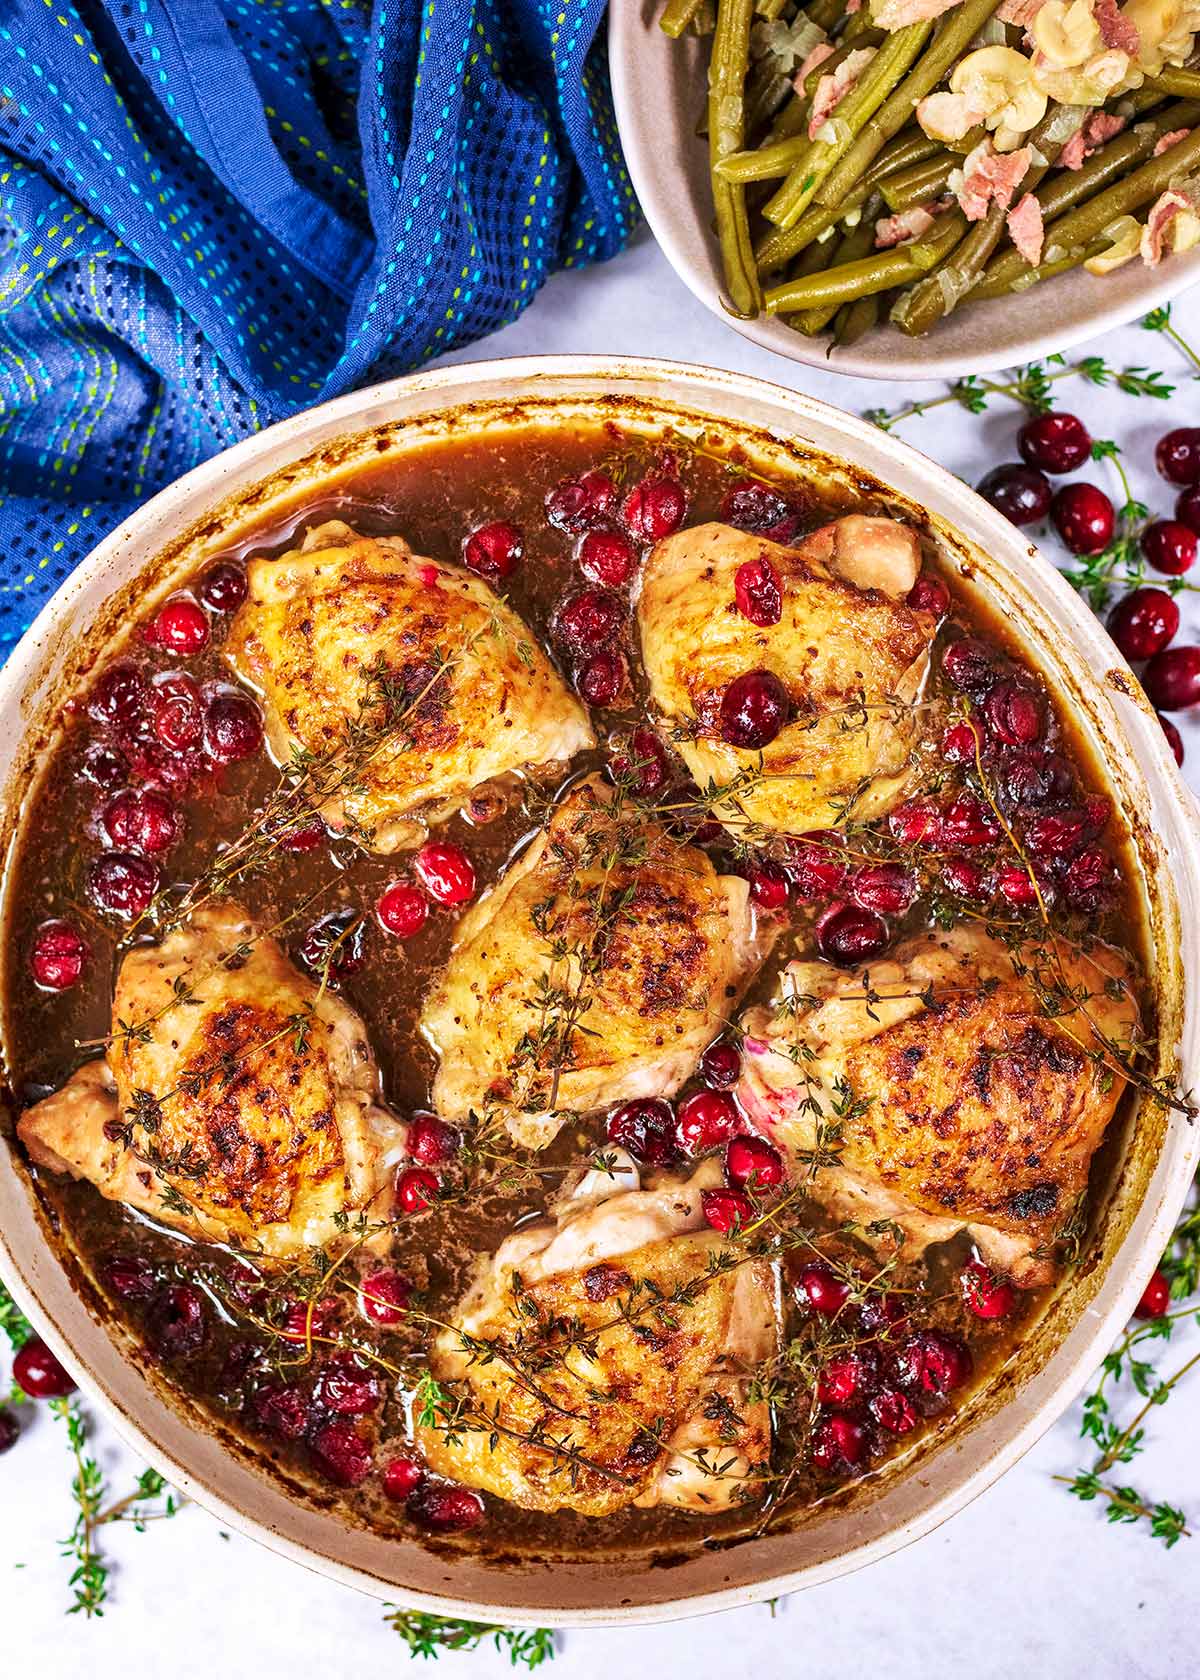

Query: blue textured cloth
[[0, 0, 636, 646]]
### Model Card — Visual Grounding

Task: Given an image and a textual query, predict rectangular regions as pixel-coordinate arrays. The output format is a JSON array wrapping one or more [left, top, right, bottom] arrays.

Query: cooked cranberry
[[797, 1263, 850, 1316], [811, 1412, 867, 1470], [1158, 712, 1185, 765], [941, 719, 980, 764], [941, 854, 987, 899], [816, 1350, 878, 1407], [408, 1111, 461, 1165], [89, 662, 147, 728], [726, 1133, 784, 1189], [1107, 587, 1179, 661], [749, 858, 791, 909], [1025, 809, 1087, 859], [701, 1186, 754, 1233], [1064, 844, 1115, 913], [150, 672, 204, 750], [578, 528, 635, 588], [676, 1089, 739, 1154], [396, 1166, 440, 1213], [849, 862, 915, 916], [734, 554, 783, 626], [816, 902, 889, 964], [1176, 483, 1200, 535], [252, 1382, 310, 1440], [888, 800, 943, 845], [359, 1269, 412, 1326], [408, 1478, 485, 1533], [1018, 412, 1091, 474], [414, 839, 476, 906], [376, 881, 428, 938], [785, 832, 849, 899], [977, 463, 1051, 526], [1135, 1268, 1170, 1319], [942, 637, 996, 693], [12, 1336, 76, 1398], [204, 691, 263, 763], [145, 1284, 208, 1359], [999, 748, 1072, 809], [314, 1352, 382, 1416], [719, 669, 789, 749], [198, 561, 247, 613], [869, 1387, 918, 1434], [102, 1254, 157, 1301], [29, 919, 89, 991], [941, 793, 999, 848], [298, 910, 366, 981], [983, 680, 1043, 746], [1052, 483, 1114, 554], [960, 1259, 1016, 1319], [382, 1457, 426, 1501], [608, 726, 669, 795], [463, 519, 524, 582], [546, 469, 617, 532], [101, 787, 180, 855], [1144, 645, 1200, 711], [894, 1329, 972, 1397], [859, 1291, 908, 1339], [606, 1098, 679, 1166], [720, 478, 803, 543], [1156, 427, 1200, 486], [88, 851, 158, 919], [907, 572, 950, 616], [311, 1420, 373, 1487], [622, 474, 687, 541], [151, 596, 209, 655], [700, 1040, 742, 1090], [577, 648, 628, 708], [82, 743, 128, 789], [1142, 519, 1197, 577], [0, 1409, 18, 1453], [996, 863, 1043, 908], [280, 820, 325, 853], [553, 587, 624, 656], [274, 1296, 337, 1344]]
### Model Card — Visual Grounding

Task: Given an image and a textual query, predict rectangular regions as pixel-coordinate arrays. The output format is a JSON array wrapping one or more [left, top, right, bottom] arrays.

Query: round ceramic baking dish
[[1, 355, 1198, 1626]]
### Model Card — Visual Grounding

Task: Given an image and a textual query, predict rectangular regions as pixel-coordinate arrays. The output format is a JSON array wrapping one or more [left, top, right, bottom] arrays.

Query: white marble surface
[[3, 231, 1198, 1676]]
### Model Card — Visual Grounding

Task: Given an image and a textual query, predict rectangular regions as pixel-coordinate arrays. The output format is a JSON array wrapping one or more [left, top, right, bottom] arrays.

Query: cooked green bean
[[721, 36, 886, 181], [1156, 67, 1200, 98], [806, 0, 846, 32], [879, 152, 957, 212], [709, 0, 763, 315], [834, 292, 881, 345], [792, 197, 883, 333], [972, 233, 1116, 299], [765, 209, 967, 310], [661, 0, 708, 37]]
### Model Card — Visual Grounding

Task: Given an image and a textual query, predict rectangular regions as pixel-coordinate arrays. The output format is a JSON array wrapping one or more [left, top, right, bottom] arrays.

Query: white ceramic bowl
[[1, 355, 1198, 1625], [608, 0, 1200, 380]]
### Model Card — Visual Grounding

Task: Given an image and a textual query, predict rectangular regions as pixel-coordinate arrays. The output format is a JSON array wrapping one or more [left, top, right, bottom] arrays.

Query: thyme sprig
[[382, 1609, 555, 1666], [865, 350, 1175, 433], [1142, 304, 1200, 375]]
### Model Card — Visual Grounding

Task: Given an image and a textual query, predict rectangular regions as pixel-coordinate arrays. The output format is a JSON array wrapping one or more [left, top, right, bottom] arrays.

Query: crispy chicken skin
[[637, 517, 937, 836], [420, 777, 772, 1147], [417, 1156, 781, 1516], [18, 902, 406, 1259], [224, 520, 593, 852], [737, 926, 1141, 1285]]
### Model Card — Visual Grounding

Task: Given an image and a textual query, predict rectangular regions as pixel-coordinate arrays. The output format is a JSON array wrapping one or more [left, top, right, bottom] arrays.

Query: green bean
[[746, 69, 797, 138], [661, 0, 708, 36], [879, 152, 957, 212], [972, 234, 1116, 299], [1156, 67, 1200, 97], [834, 292, 881, 344], [709, 0, 763, 315], [792, 196, 883, 333], [765, 208, 967, 310], [721, 36, 885, 181], [806, 0, 846, 31]]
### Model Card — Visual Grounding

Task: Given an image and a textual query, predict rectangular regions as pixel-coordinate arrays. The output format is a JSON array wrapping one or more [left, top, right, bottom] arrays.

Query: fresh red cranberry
[[1135, 1268, 1170, 1319], [1107, 587, 1180, 661], [553, 587, 624, 656], [608, 726, 669, 795], [941, 719, 980, 764], [606, 1098, 679, 1167], [1158, 712, 1185, 765], [546, 469, 617, 532], [29, 919, 89, 991], [894, 1329, 972, 1397], [88, 662, 147, 728], [0, 1409, 18, 1453], [941, 793, 999, 847], [102, 1254, 157, 1301], [359, 1269, 412, 1326], [983, 680, 1043, 745], [82, 742, 128, 789], [888, 800, 943, 845], [101, 787, 180, 855], [726, 1133, 784, 1189], [463, 520, 524, 582], [870, 1388, 919, 1434], [977, 463, 1052, 526], [408, 1111, 461, 1165], [942, 854, 987, 899], [676, 1089, 739, 1154], [310, 1420, 373, 1487], [999, 748, 1072, 808], [816, 902, 889, 964], [720, 479, 803, 543], [960, 1259, 1016, 1319], [414, 839, 476, 905], [734, 554, 783, 626], [314, 1352, 382, 1416], [408, 1479, 485, 1533], [1064, 844, 1115, 913], [150, 672, 204, 750], [298, 911, 366, 981], [797, 1263, 850, 1316], [204, 691, 263, 763], [576, 649, 628, 708], [1052, 483, 1114, 554], [150, 595, 209, 655], [811, 1412, 868, 1469], [816, 1350, 877, 1407], [578, 528, 635, 588], [701, 1186, 754, 1233], [382, 1457, 426, 1501], [622, 474, 687, 541], [942, 637, 996, 694], [1144, 645, 1200, 711], [376, 881, 428, 938], [1176, 484, 1200, 535], [88, 851, 159, 919], [396, 1166, 440, 1213], [1156, 427, 1200, 486], [700, 1039, 742, 1090], [719, 669, 789, 749], [1018, 412, 1091, 474], [1025, 809, 1087, 859], [1142, 519, 1197, 577], [12, 1336, 76, 1398], [785, 832, 849, 899], [252, 1382, 310, 1440], [198, 561, 247, 613], [849, 862, 915, 916], [749, 858, 791, 909], [145, 1284, 208, 1359]]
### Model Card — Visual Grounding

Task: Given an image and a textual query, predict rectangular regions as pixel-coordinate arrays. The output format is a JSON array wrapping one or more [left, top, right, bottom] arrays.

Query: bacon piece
[[952, 142, 1032, 221], [808, 48, 876, 139], [1059, 111, 1124, 170], [794, 40, 834, 91], [875, 206, 938, 247], [1140, 187, 1200, 265], [871, 0, 959, 30], [1153, 128, 1191, 157], [917, 88, 989, 142], [1006, 192, 1045, 264], [1094, 0, 1140, 54]]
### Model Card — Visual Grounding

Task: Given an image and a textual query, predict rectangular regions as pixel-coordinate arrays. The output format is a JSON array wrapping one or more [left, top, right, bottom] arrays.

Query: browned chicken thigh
[[736, 926, 1141, 1285], [225, 520, 593, 852], [637, 517, 938, 837], [19, 902, 406, 1259]]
